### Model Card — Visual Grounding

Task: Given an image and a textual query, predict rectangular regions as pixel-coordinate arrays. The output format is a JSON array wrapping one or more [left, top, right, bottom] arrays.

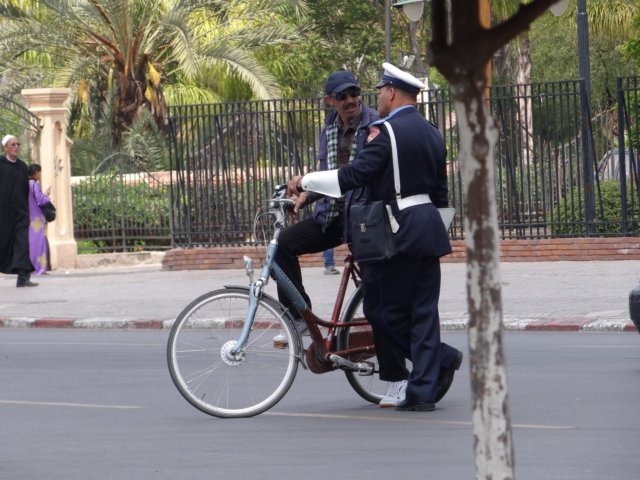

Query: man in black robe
[[0, 134, 37, 287]]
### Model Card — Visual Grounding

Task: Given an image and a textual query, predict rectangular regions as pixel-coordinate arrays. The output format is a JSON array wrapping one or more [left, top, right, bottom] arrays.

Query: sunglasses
[[333, 87, 361, 101]]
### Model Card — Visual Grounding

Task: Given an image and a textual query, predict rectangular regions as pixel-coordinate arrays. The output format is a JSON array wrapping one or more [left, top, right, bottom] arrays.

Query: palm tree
[[0, 0, 307, 143]]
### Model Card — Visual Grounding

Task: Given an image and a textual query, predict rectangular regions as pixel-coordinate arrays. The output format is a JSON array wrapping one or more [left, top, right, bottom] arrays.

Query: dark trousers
[[362, 253, 459, 402], [274, 217, 408, 381], [12, 226, 33, 286], [274, 217, 344, 316]]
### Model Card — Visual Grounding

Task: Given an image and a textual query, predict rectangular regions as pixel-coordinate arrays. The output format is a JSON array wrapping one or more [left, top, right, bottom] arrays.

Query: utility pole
[[385, 0, 392, 62], [577, 0, 595, 234]]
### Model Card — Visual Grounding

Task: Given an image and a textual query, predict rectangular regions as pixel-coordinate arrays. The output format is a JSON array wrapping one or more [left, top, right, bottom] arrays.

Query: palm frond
[[200, 46, 280, 99], [163, 82, 220, 106]]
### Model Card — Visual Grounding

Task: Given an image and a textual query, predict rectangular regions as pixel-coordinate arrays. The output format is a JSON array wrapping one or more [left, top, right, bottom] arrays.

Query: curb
[[1, 316, 637, 332]]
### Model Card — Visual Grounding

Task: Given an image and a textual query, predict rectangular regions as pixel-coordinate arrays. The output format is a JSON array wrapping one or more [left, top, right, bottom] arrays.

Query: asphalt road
[[1, 329, 639, 480]]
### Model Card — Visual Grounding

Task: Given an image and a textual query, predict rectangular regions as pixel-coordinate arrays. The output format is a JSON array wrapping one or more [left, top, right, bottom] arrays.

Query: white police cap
[[375, 62, 424, 94]]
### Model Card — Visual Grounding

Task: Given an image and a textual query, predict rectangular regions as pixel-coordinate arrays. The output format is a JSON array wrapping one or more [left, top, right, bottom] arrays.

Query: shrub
[[551, 179, 640, 236], [72, 174, 171, 251]]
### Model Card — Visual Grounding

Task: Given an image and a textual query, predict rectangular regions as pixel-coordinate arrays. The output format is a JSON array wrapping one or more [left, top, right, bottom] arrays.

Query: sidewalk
[[1, 257, 639, 332]]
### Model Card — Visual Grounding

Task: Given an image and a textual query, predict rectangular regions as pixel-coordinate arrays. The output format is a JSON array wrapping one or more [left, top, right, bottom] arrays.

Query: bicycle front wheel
[[167, 287, 299, 418], [337, 286, 388, 404]]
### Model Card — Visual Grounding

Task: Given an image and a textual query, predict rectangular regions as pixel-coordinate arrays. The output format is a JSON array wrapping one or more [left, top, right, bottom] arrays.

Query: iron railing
[[168, 79, 640, 247], [72, 169, 172, 253], [67, 78, 640, 251]]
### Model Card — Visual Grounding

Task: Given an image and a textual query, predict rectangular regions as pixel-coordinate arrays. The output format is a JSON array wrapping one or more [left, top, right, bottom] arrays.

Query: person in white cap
[[0, 134, 38, 287], [288, 63, 462, 411]]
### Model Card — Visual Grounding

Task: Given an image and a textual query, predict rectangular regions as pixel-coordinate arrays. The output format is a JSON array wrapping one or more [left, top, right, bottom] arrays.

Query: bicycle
[[167, 184, 389, 418]]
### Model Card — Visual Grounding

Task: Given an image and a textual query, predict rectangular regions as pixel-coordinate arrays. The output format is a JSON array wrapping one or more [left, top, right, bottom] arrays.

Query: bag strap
[[383, 121, 455, 232], [382, 121, 401, 200], [382, 121, 402, 233]]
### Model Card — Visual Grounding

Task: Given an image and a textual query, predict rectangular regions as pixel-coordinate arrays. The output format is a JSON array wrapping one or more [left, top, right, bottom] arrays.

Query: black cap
[[324, 71, 359, 95]]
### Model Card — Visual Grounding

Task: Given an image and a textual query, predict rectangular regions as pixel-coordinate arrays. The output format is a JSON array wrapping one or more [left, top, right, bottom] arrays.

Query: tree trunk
[[408, 22, 427, 75], [453, 84, 515, 479], [427, 2, 559, 477]]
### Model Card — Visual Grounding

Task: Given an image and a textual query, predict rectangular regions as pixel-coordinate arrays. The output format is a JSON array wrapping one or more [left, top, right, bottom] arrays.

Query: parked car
[[629, 284, 640, 334]]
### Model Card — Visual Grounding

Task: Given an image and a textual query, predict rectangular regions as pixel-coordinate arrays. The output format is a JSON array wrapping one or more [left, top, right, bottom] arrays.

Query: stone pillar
[[21, 88, 77, 269]]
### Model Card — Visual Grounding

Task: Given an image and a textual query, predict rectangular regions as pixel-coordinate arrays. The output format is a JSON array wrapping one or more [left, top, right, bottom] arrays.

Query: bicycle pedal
[[355, 362, 375, 376]]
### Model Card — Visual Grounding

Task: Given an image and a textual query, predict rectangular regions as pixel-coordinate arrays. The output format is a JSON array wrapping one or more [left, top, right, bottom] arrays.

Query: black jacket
[[0, 155, 32, 273]]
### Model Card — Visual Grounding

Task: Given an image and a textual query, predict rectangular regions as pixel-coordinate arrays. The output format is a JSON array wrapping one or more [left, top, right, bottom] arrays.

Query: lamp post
[[577, 0, 591, 99], [385, 0, 392, 62], [576, 0, 595, 233]]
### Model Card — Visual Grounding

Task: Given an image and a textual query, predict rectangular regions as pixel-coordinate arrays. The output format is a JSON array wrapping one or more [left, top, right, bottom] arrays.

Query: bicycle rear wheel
[[167, 287, 299, 418], [337, 286, 388, 404]]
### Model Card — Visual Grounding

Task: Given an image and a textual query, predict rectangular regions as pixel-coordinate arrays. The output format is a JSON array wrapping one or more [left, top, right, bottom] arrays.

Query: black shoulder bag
[[348, 122, 399, 264], [41, 201, 56, 222]]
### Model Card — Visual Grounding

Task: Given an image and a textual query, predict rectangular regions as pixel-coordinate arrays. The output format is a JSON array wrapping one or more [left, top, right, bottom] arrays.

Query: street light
[[393, 0, 425, 22], [385, 0, 427, 62], [576, 0, 591, 99]]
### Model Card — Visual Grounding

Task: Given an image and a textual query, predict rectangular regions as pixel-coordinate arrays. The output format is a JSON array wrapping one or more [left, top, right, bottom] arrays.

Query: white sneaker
[[272, 320, 309, 343], [378, 380, 407, 408]]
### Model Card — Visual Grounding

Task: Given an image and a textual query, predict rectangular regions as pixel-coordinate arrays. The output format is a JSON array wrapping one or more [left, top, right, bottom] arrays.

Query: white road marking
[[264, 412, 574, 430], [0, 399, 142, 409], [0, 342, 163, 347]]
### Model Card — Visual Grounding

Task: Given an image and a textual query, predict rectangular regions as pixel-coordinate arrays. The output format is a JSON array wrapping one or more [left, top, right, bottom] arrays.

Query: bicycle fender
[[222, 284, 273, 301], [222, 285, 295, 321]]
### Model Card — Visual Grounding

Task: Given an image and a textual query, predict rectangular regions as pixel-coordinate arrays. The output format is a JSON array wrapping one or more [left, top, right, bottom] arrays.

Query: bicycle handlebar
[[270, 184, 295, 213]]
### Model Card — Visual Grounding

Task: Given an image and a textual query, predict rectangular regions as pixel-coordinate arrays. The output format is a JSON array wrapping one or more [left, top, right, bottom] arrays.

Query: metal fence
[[615, 76, 640, 235], [167, 78, 640, 248], [70, 77, 640, 251], [71, 163, 172, 253], [166, 98, 326, 246]]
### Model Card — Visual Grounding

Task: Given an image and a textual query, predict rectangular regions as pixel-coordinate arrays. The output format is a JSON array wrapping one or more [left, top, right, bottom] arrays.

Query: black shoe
[[435, 350, 463, 403], [395, 399, 435, 412], [17, 280, 39, 288]]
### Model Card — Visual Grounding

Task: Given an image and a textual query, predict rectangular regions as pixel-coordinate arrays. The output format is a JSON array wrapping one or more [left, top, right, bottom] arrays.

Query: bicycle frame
[[232, 186, 375, 373]]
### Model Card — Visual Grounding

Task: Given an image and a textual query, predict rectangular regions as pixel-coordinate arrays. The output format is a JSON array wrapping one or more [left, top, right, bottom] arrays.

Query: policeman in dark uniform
[[293, 63, 463, 411]]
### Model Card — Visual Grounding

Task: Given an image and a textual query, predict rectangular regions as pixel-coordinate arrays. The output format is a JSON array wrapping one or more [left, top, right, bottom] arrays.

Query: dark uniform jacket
[[337, 105, 452, 258]]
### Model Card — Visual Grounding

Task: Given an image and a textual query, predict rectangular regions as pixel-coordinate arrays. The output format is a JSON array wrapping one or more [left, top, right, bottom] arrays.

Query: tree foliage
[[621, 11, 640, 68], [0, 0, 307, 144], [530, 12, 638, 110], [258, 0, 418, 97]]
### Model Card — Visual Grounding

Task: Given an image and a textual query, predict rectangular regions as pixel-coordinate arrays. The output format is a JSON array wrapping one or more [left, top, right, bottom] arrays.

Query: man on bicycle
[[275, 71, 411, 407]]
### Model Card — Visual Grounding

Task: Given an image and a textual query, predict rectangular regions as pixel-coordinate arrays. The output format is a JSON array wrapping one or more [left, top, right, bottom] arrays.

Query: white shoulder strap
[[383, 121, 401, 198]]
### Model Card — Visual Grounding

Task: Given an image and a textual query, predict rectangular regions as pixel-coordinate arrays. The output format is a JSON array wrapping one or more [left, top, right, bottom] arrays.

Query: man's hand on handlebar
[[286, 175, 303, 198], [285, 175, 306, 219], [290, 192, 308, 218]]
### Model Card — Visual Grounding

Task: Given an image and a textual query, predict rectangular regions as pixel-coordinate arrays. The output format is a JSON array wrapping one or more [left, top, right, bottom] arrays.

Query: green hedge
[[72, 174, 171, 251], [551, 179, 640, 236]]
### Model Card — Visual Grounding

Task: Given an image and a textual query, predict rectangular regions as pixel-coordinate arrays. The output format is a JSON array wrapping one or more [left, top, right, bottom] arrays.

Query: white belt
[[395, 194, 431, 211]]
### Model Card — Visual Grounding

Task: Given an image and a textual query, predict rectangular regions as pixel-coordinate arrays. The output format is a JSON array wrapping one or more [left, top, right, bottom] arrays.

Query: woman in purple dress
[[27, 164, 50, 274]]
